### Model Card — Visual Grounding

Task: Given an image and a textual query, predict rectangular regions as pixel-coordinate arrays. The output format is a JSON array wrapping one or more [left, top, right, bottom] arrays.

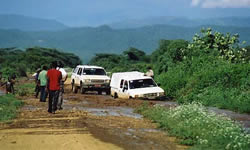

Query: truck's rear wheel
[[114, 93, 118, 99], [71, 80, 74, 91], [72, 83, 78, 93]]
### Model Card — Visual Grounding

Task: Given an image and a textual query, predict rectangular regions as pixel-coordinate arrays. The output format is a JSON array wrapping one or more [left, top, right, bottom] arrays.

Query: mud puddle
[[63, 104, 142, 119]]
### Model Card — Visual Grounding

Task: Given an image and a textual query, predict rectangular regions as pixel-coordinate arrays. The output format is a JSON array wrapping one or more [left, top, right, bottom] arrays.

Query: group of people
[[35, 61, 68, 114]]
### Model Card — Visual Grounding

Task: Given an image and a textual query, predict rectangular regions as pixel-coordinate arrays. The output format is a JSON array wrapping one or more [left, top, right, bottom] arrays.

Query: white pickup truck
[[71, 65, 110, 95], [110, 71, 165, 99]]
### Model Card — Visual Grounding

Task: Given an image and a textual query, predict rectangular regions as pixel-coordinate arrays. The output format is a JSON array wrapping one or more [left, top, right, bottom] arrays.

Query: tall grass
[[0, 94, 23, 122], [157, 56, 250, 113]]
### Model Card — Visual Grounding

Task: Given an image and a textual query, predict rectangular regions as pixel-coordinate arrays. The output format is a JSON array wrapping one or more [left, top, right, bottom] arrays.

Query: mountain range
[[0, 14, 68, 31], [110, 16, 250, 29], [0, 14, 250, 62]]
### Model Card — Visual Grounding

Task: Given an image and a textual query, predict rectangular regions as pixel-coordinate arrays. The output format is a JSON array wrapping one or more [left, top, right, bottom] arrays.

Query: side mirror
[[157, 83, 161, 86]]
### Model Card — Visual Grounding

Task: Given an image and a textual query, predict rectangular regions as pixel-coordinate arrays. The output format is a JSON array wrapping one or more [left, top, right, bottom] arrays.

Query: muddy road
[[0, 84, 187, 150]]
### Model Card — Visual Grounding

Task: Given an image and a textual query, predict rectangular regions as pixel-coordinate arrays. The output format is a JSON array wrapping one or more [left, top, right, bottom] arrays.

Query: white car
[[71, 65, 110, 95], [110, 71, 165, 99]]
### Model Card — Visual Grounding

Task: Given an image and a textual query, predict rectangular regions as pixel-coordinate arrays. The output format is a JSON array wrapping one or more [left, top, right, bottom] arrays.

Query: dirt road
[[0, 83, 187, 150]]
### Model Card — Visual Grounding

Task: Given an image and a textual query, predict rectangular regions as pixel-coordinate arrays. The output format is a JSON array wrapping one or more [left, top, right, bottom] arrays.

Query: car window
[[129, 79, 157, 89], [83, 68, 106, 75], [120, 79, 124, 88], [124, 81, 128, 90], [77, 68, 82, 75], [73, 68, 78, 73]]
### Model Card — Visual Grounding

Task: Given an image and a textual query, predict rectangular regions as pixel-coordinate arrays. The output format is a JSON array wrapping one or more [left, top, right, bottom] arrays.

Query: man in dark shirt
[[47, 61, 62, 114]]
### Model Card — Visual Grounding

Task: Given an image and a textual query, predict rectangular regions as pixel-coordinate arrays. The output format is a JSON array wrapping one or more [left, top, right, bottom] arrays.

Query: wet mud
[[0, 83, 187, 150]]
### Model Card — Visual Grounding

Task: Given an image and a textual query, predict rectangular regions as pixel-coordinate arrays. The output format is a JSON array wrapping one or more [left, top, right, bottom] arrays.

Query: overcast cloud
[[191, 0, 250, 8]]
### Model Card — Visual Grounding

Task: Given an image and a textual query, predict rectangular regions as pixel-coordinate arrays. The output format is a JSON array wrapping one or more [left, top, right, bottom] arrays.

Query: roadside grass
[[16, 82, 35, 97], [136, 102, 250, 150], [0, 94, 23, 122]]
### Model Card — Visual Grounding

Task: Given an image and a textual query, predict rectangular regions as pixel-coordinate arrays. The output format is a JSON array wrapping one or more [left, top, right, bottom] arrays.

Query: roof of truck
[[111, 71, 152, 80], [76, 65, 104, 69]]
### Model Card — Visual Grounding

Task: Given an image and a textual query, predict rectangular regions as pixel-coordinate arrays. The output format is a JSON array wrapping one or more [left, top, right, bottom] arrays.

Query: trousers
[[48, 90, 59, 113]]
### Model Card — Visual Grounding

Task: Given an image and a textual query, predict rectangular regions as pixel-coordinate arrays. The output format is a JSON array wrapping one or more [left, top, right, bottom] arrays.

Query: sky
[[0, 0, 250, 26]]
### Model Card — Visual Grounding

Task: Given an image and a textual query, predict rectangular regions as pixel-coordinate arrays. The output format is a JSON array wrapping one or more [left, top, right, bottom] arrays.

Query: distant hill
[[110, 16, 250, 29], [0, 25, 250, 62], [0, 14, 68, 31]]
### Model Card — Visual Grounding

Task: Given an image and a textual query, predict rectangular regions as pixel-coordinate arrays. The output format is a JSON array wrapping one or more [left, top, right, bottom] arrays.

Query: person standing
[[35, 68, 41, 98], [6, 74, 16, 94], [145, 66, 154, 79], [57, 61, 68, 110], [47, 61, 62, 114], [38, 66, 48, 102]]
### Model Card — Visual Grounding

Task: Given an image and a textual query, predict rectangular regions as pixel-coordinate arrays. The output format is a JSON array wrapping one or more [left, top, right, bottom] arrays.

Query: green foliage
[[137, 103, 250, 150], [0, 94, 23, 122], [0, 47, 82, 78], [186, 28, 248, 63], [89, 47, 151, 73], [152, 39, 188, 75], [16, 82, 35, 97], [123, 47, 147, 61], [153, 28, 250, 113]]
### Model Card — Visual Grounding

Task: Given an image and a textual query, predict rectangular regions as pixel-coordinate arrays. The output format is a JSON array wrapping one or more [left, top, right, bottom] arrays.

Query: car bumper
[[82, 84, 110, 90]]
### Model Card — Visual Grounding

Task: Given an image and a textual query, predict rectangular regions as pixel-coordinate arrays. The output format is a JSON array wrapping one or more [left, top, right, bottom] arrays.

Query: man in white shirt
[[57, 61, 68, 110], [145, 66, 154, 79]]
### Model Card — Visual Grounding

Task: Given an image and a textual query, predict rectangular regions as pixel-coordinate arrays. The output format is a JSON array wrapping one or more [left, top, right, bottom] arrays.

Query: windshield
[[129, 79, 157, 89], [83, 68, 106, 75]]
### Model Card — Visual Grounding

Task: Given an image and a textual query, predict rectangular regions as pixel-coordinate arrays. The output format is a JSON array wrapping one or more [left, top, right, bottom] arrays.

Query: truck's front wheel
[[106, 89, 111, 95], [80, 83, 86, 94], [98, 90, 102, 95]]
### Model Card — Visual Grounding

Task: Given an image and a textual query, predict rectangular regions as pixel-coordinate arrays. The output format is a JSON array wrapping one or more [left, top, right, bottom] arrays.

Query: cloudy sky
[[0, 0, 250, 26]]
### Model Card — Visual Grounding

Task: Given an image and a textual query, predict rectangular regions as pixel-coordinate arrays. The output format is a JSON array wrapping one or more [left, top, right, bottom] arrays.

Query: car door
[[119, 80, 129, 99], [71, 67, 78, 82], [75, 67, 82, 85]]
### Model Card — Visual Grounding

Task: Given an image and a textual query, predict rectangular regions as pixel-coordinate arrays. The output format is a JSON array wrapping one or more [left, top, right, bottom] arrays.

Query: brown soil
[[0, 81, 188, 150]]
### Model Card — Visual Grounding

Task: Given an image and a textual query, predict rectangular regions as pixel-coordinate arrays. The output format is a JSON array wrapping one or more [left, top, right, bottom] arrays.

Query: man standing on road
[[47, 61, 62, 114], [57, 61, 68, 110], [38, 66, 48, 102]]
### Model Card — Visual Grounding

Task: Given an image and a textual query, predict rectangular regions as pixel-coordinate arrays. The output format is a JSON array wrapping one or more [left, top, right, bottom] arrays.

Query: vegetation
[[0, 94, 23, 122], [155, 28, 250, 113], [89, 47, 151, 73], [137, 103, 250, 150], [90, 28, 250, 113], [0, 47, 82, 78], [16, 82, 36, 97]]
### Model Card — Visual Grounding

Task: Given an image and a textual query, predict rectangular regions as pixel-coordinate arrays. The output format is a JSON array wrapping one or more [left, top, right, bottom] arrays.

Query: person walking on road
[[47, 61, 62, 114], [57, 61, 68, 110], [38, 66, 48, 102]]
